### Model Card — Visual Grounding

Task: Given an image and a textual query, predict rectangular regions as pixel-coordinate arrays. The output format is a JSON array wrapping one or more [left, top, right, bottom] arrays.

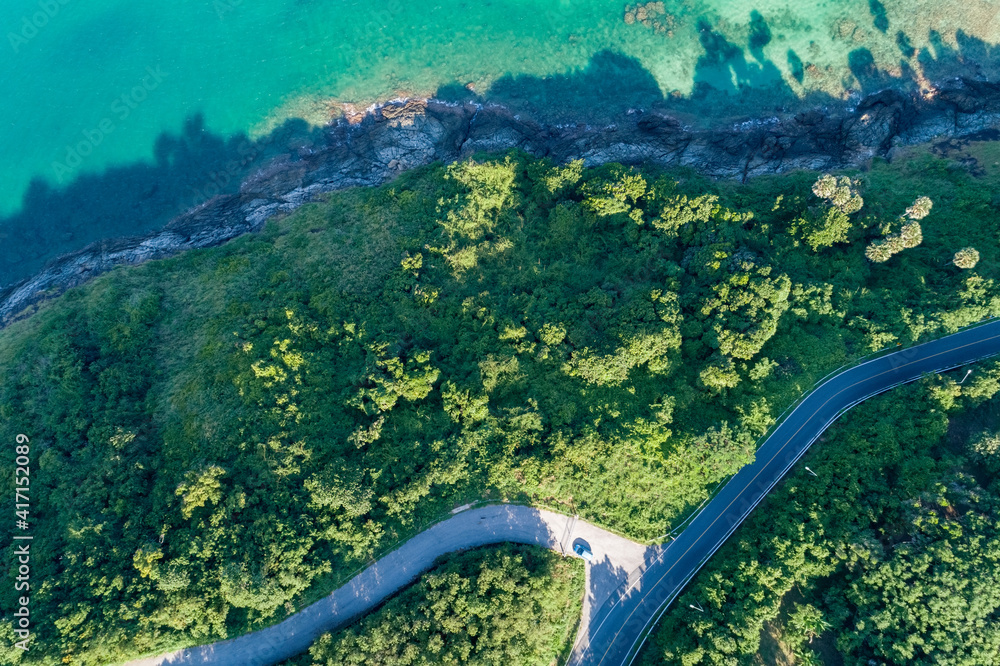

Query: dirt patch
[[810, 629, 845, 666], [754, 621, 796, 666]]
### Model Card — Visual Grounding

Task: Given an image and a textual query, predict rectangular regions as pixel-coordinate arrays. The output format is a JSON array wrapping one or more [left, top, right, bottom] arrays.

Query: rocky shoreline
[[5, 77, 1000, 326]]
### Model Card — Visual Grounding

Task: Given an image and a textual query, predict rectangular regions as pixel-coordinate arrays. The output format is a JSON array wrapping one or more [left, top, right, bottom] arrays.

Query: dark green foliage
[[795, 206, 854, 252], [283, 544, 583, 666], [839, 480, 1000, 665], [795, 174, 864, 252], [0, 145, 998, 664], [640, 372, 1000, 666]]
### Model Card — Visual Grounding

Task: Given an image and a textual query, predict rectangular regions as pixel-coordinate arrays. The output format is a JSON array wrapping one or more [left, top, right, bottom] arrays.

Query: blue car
[[573, 542, 593, 562]]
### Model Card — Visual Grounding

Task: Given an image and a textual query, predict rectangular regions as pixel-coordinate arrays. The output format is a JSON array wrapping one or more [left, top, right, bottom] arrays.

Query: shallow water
[[1, 0, 999, 284]]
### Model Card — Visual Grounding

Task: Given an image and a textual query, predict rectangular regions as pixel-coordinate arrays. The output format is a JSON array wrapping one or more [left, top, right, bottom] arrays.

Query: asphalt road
[[123, 505, 652, 666], [568, 319, 1000, 666]]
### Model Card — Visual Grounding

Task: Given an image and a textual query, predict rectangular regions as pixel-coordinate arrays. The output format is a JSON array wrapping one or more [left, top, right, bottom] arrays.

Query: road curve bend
[[123, 505, 655, 666], [569, 319, 1000, 666]]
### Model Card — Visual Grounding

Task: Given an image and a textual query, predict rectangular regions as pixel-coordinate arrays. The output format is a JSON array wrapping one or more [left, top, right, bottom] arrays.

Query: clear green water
[[1, 0, 999, 283]]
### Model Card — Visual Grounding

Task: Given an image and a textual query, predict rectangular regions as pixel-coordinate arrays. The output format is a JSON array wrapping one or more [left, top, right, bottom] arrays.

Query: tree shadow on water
[[453, 50, 665, 124], [688, 16, 790, 113], [438, 15, 798, 124], [918, 29, 1000, 83], [869, 0, 890, 33], [455, 12, 1000, 126], [0, 114, 323, 288], [748, 10, 773, 57], [848, 47, 910, 93], [6, 11, 1000, 292]]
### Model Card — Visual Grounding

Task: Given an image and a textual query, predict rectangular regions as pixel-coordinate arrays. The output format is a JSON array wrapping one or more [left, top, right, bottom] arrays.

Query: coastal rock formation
[[5, 76, 1000, 325], [623, 2, 677, 36], [0, 195, 297, 324]]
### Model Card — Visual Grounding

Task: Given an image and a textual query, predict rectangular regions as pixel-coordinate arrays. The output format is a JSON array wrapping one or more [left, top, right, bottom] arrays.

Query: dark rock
[[0, 194, 292, 325], [6, 75, 1000, 327], [636, 111, 682, 134], [794, 109, 825, 126], [857, 87, 906, 112]]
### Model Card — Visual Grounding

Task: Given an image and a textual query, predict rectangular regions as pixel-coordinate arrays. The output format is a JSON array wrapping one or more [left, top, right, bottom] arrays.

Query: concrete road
[[123, 505, 655, 666], [568, 319, 1000, 666]]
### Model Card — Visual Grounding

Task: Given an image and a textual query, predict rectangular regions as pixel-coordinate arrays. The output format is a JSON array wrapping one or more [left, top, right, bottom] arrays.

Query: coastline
[[4, 76, 1000, 327]]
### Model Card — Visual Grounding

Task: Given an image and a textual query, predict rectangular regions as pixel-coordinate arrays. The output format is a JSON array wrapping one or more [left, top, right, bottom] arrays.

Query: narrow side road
[[123, 505, 655, 666]]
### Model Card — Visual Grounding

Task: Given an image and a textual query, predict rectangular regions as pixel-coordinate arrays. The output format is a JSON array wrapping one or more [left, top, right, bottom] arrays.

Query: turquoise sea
[[2, 0, 999, 285]]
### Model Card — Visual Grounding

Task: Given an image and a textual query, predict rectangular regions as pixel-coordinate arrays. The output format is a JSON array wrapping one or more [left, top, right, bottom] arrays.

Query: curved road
[[125, 319, 1000, 666], [568, 319, 1000, 665], [123, 505, 655, 666]]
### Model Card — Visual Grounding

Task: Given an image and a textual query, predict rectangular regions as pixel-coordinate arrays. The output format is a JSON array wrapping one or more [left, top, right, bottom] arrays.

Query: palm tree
[[953, 247, 980, 269]]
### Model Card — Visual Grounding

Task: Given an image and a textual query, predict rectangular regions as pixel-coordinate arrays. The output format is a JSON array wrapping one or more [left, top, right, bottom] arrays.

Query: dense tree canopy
[[841, 482, 1000, 665], [640, 368, 1000, 666], [0, 144, 997, 664], [283, 544, 583, 666]]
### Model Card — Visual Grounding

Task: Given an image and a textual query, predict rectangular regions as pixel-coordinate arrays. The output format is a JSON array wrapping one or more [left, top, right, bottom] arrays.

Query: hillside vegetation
[[640, 368, 1000, 666], [281, 544, 583, 666], [1, 145, 999, 664]]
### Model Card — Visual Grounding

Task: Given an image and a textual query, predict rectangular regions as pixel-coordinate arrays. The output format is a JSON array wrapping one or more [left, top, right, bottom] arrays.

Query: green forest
[[1, 140, 1000, 665], [639, 364, 1000, 666], [281, 544, 583, 666]]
